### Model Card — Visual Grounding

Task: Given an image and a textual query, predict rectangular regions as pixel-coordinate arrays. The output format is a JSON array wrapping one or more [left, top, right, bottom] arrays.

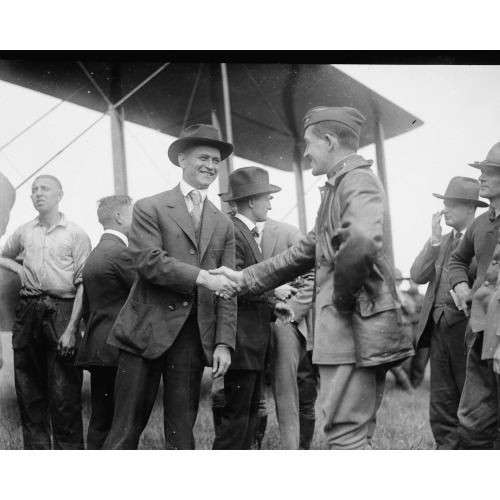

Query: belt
[[21, 293, 75, 302]]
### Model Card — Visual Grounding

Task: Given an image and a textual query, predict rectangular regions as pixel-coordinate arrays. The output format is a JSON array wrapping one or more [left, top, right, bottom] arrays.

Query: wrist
[[196, 269, 208, 287]]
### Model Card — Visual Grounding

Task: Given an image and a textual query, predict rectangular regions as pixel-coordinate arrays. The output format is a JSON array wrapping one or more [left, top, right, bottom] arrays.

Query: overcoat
[[75, 233, 136, 368], [107, 185, 237, 364], [244, 155, 414, 367]]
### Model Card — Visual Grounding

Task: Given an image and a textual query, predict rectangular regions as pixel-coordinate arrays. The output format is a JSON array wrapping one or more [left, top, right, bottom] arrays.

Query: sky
[[1, 64, 500, 284]]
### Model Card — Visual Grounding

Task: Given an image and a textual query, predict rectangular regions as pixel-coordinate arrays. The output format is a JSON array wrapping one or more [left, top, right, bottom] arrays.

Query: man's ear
[[325, 133, 337, 152], [115, 212, 123, 225], [178, 152, 186, 168], [57, 190, 64, 202]]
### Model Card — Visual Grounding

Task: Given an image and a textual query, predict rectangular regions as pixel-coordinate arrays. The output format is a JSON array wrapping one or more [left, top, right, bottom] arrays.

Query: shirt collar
[[180, 179, 208, 202], [35, 212, 67, 229], [103, 229, 129, 246], [235, 213, 257, 231]]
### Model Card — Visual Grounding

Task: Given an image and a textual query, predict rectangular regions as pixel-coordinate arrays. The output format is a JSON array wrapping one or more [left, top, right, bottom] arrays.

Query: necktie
[[452, 231, 462, 250], [189, 190, 202, 232], [251, 226, 259, 240]]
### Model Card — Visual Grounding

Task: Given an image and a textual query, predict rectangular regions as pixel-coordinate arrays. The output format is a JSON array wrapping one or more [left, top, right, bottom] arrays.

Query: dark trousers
[[87, 366, 117, 450], [103, 316, 205, 450], [429, 315, 467, 449], [457, 331, 500, 449], [408, 347, 430, 388], [212, 369, 263, 450], [12, 297, 84, 450]]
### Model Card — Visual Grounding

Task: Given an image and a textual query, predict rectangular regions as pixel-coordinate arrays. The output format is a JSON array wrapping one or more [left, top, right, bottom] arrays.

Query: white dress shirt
[[103, 229, 129, 247], [180, 178, 208, 213]]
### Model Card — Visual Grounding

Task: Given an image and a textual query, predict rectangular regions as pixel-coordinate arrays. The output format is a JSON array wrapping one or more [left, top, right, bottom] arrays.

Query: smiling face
[[251, 193, 273, 222], [303, 126, 332, 176], [30, 176, 63, 214], [178, 145, 221, 189]]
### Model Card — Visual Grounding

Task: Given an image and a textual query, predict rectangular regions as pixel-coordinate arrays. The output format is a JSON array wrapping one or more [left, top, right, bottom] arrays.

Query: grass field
[[0, 331, 435, 450]]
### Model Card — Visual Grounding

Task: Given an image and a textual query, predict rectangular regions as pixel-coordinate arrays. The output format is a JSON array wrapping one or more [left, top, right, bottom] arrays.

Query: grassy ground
[[0, 331, 434, 450]]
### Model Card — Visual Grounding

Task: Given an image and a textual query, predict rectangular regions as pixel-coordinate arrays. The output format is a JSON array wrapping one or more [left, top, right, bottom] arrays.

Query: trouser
[[87, 366, 117, 450], [457, 331, 500, 449], [212, 369, 263, 450], [318, 364, 386, 450], [103, 316, 205, 450], [12, 296, 84, 450], [269, 319, 318, 449], [429, 315, 467, 449], [211, 371, 269, 449]]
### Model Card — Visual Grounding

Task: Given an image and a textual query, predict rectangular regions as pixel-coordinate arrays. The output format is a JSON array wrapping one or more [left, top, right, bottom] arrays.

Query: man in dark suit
[[212, 166, 283, 450], [75, 195, 136, 449], [410, 176, 486, 449], [103, 124, 239, 450]]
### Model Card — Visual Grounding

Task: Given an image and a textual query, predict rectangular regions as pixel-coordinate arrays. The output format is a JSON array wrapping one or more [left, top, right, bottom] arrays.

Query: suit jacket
[[262, 218, 314, 345], [410, 232, 470, 348], [231, 216, 273, 370], [243, 155, 414, 367], [449, 211, 500, 335], [107, 185, 237, 364], [75, 233, 136, 368]]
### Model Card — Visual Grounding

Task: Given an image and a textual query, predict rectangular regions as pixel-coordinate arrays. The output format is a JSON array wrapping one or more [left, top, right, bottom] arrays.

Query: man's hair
[[33, 174, 63, 191], [97, 195, 133, 226], [309, 121, 360, 151]]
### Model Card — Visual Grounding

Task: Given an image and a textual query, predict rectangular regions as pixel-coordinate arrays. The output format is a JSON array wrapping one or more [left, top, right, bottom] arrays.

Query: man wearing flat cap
[[211, 106, 414, 449], [103, 124, 238, 449], [411, 177, 487, 449], [449, 143, 500, 449]]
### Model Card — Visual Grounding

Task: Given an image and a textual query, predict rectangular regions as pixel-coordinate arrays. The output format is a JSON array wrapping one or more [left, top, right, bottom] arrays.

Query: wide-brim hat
[[168, 124, 234, 167], [432, 176, 488, 207], [468, 142, 500, 169], [220, 166, 281, 202]]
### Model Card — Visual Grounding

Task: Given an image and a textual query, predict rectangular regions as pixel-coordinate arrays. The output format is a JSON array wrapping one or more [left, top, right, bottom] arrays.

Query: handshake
[[196, 266, 245, 300], [196, 267, 296, 324]]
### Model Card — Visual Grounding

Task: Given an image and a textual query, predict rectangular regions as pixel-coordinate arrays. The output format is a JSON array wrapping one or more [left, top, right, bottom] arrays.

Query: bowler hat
[[469, 142, 500, 169], [303, 106, 366, 137], [220, 167, 281, 202], [168, 124, 234, 167], [432, 176, 488, 207]]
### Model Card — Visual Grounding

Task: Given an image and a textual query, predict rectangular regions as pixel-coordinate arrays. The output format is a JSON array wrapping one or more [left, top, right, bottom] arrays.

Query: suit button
[[485, 281, 490, 286], [168, 304, 175, 310], [190, 249, 195, 255], [183, 301, 188, 306]]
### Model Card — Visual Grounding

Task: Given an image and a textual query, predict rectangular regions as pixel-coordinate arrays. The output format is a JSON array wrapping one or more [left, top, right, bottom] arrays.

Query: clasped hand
[[208, 266, 245, 299]]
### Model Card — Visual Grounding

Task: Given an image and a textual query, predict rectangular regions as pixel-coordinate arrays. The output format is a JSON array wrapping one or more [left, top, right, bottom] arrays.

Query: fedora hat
[[168, 124, 234, 167], [469, 142, 500, 169], [220, 167, 281, 202], [432, 176, 488, 207]]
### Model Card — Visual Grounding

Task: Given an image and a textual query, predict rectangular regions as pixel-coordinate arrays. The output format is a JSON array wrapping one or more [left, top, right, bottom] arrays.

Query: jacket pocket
[[116, 299, 156, 352], [356, 289, 398, 317]]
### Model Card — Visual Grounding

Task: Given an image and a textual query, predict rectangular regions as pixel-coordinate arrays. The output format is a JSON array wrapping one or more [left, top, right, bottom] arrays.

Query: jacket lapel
[[166, 185, 198, 248], [199, 198, 219, 260], [432, 232, 454, 294], [234, 217, 263, 263], [261, 219, 279, 260]]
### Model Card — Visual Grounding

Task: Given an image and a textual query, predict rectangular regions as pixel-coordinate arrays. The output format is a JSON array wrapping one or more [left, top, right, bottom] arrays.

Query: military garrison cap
[[303, 106, 366, 137]]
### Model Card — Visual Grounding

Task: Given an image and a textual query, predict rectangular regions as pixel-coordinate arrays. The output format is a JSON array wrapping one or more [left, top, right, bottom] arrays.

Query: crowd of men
[[0, 105, 499, 450]]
